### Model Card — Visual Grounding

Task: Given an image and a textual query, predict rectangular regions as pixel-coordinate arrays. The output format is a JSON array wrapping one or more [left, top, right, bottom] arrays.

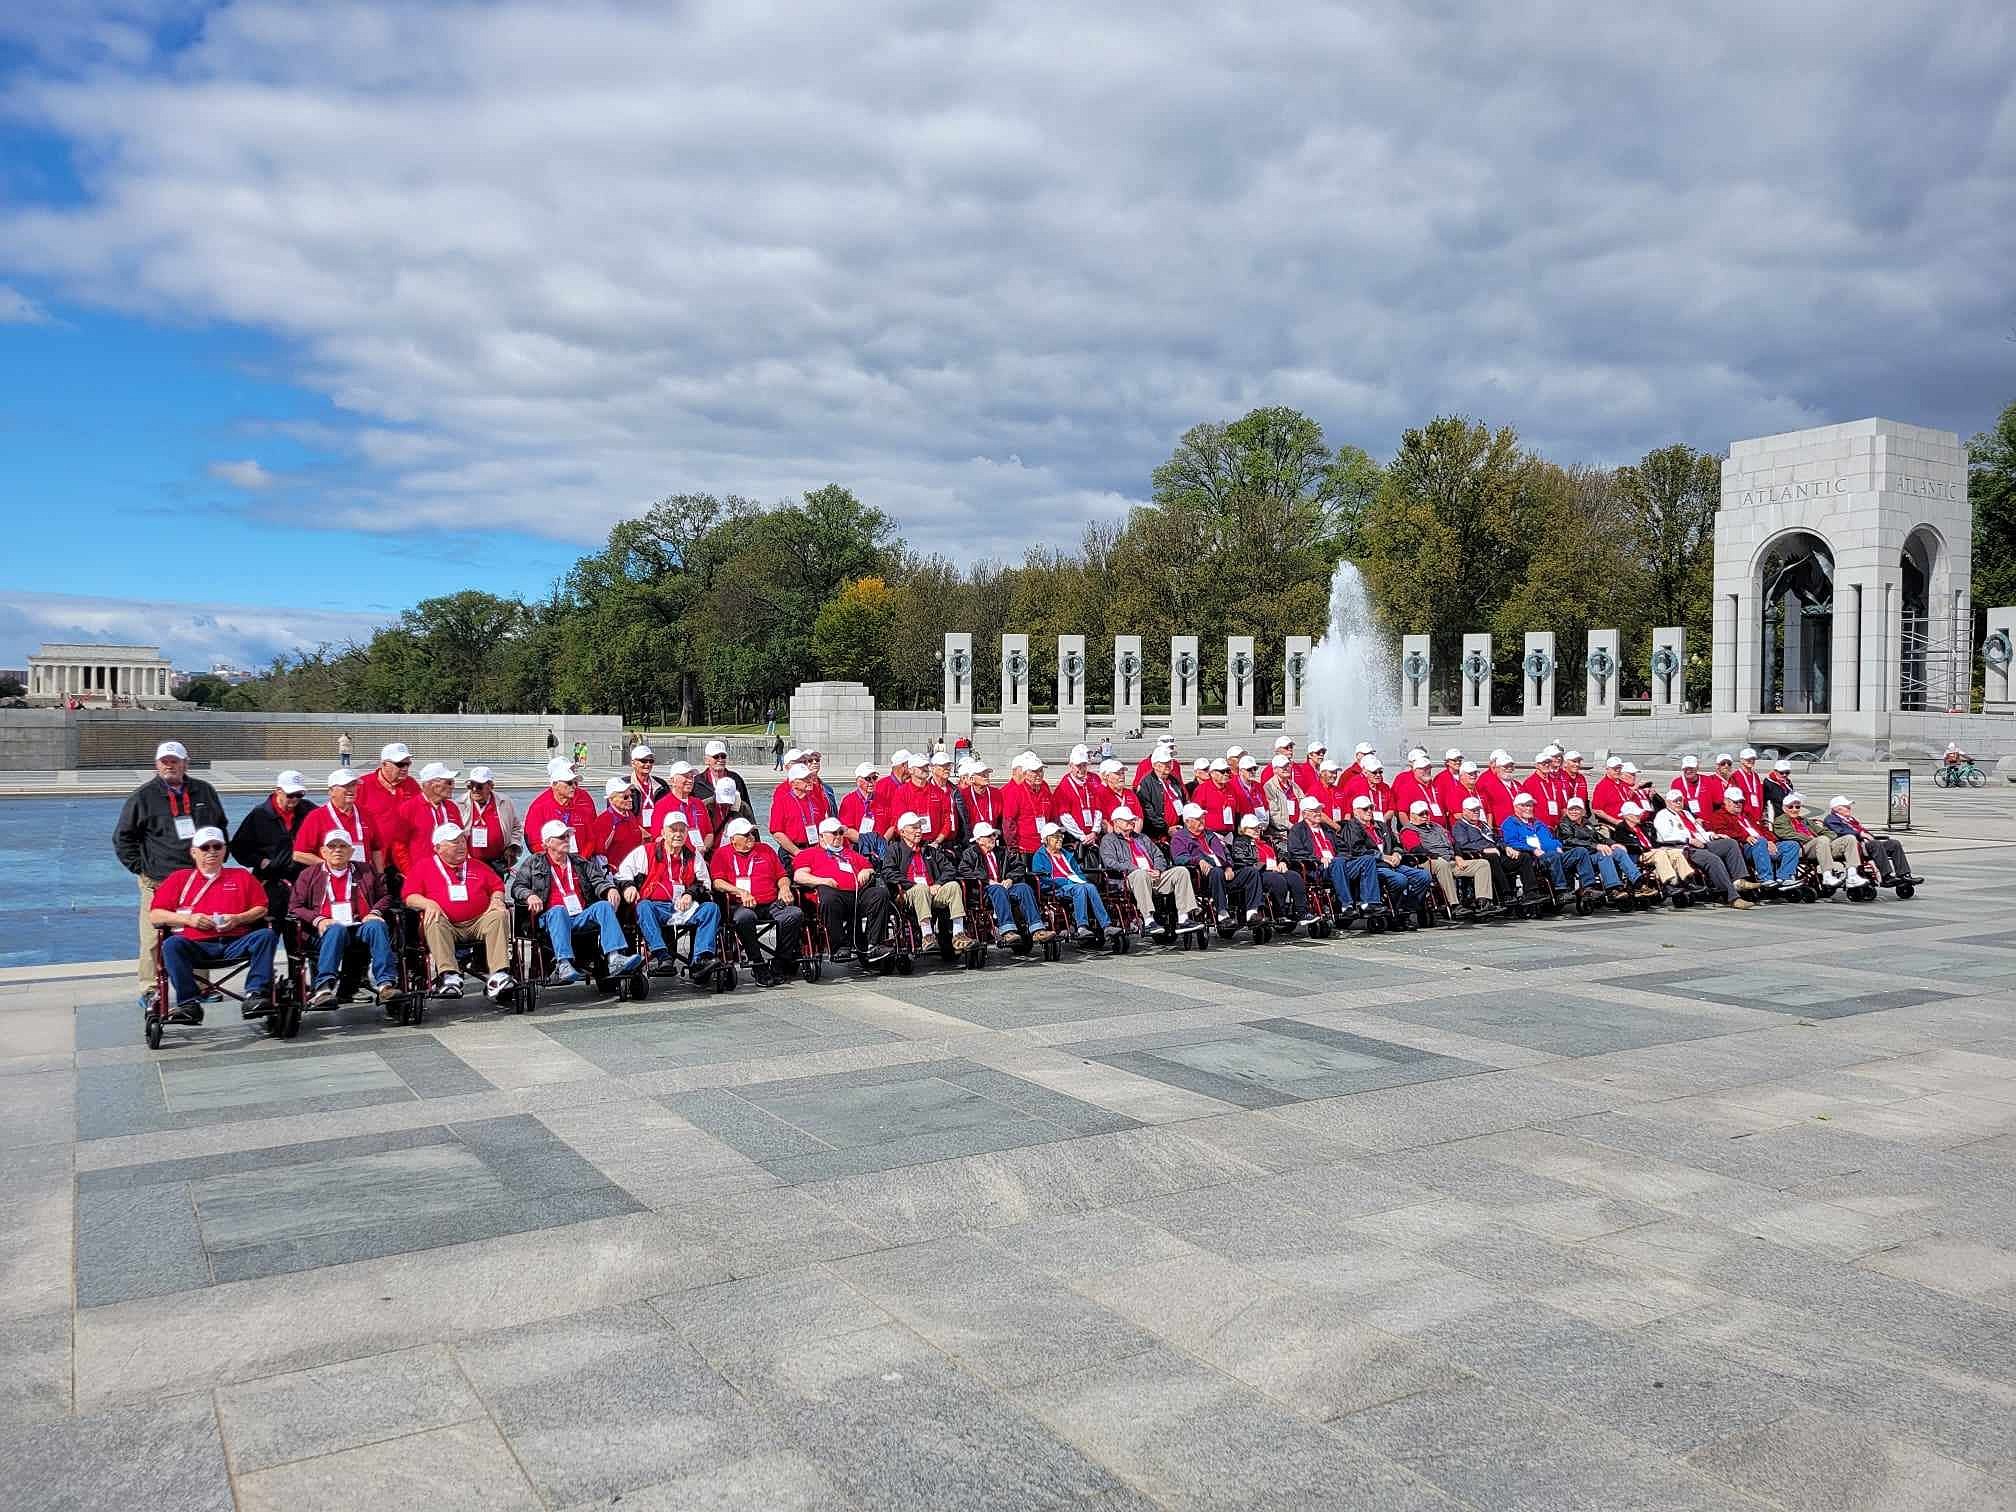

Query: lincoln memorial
[[25, 642, 176, 704]]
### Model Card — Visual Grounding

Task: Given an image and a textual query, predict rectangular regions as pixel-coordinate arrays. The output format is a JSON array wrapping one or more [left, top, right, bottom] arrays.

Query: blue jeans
[[542, 899, 628, 962], [1745, 838, 1801, 882], [984, 880, 1041, 933], [635, 898, 721, 958], [161, 929, 276, 1007], [1524, 848, 1570, 890], [1325, 854, 1380, 904], [315, 916, 396, 987], [1049, 879, 1110, 928], [1559, 847, 1602, 887], [1586, 849, 1641, 887], [1377, 863, 1432, 903]]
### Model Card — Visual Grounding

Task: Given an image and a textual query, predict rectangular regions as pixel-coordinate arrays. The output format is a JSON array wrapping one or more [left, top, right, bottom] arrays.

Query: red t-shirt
[[1001, 781, 1047, 853], [406, 855, 502, 926], [354, 773, 420, 865], [1095, 782, 1138, 825], [1200, 780, 1238, 832], [795, 843, 873, 892], [710, 843, 784, 904], [523, 788, 603, 858], [1052, 774, 1101, 834], [294, 801, 369, 860], [156, 865, 268, 940], [1432, 770, 1468, 821], [595, 806, 645, 867], [396, 793, 466, 876], [462, 797, 508, 861], [769, 785, 831, 848]]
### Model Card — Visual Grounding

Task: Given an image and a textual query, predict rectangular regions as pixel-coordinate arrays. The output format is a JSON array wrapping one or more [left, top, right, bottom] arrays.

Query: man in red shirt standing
[[1052, 746, 1103, 845], [1359, 757, 1396, 822], [595, 778, 646, 866], [1391, 753, 1441, 825], [871, 751, 915, 839], [403, 821, 513, 1001], [1001, 754, 1051, 854], [395, 762, 466, 877], [295, 768, 371, 861], [1291, 741, 1326, 796], [1727, 748, 1766, 824], [1431, 749, 1467, 822], [1560, 752, 1592, 811], [769, 762, 830, 863], [840, 761, 882, 853], [354, 742, 420, 877], [1670, 755, 1710, 818], [1476, 751, 1519, 834], [523, 757, 603, 859], [910, 756, 956, 844], [1591, 757, 1636, 826], [147, 827, 276, 1024], [1198, 759, 1239, 833]]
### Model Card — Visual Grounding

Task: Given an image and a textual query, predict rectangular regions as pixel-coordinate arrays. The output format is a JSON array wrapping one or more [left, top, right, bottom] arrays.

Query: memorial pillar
[[1651, 626, 1686, 717], [999, 633, 1030, 750], [1056, 634, 1087, 746], [1521, 632, 1556, 721], [1399, 633, 1431, 731], [1113, 635, 1144, 737], [1584, 629, 1620, 719], [1169, 635, 1200, 737], [1459, 632, 1492, 727], [1224, 635, 1255, 734], [1283, 635, 1312, 738], [941, 632, 973, 736]]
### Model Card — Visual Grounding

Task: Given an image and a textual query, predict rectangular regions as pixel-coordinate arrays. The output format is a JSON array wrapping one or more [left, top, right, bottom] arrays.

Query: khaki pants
[[1125, 865, 1198, 917], [903, 880, 965, 925], [1799, 834, 1860, 872], [1643, 847, 1693, 886], [1426, 856, 1494, 905], [421, 906, 512, 976], [137, 875, 159, 985]]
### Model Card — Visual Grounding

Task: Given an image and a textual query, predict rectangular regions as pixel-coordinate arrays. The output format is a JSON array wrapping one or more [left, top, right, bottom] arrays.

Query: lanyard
[[166, 785, 190, 817], [327, 805, 364, 845], [729, 851, 754, 886], [553, 860, 583, 908], [985, 849, 999, 880], [325, 865, 350, 905], [437, 858, 466, 890], [181, 870, 223, 911]]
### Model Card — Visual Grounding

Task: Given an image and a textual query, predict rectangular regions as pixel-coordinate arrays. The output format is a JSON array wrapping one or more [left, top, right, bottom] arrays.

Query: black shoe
[[750, 962, 773, 987], [1901, 874, 1924, 885], [167, 1002, 204, 1025]]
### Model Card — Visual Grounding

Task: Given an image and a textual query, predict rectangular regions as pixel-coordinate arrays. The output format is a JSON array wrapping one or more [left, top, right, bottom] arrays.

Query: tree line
[[209, 398, 2016, 722]]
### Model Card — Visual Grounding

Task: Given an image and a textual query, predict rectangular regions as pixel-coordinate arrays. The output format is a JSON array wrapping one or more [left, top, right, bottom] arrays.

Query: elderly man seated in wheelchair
[[615, 811, 725, 979], [1098, 805, 1204, 933], [508, 820, 644, 986], [146, 826, 278, 1024], [403, 820, 517, 1002], [879, 810, 974, 953], [288, 829, 400, 1008]]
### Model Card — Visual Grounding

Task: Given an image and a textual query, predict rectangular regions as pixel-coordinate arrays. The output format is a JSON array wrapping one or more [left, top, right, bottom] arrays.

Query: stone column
[[1400, 633, 1432, 729], [1521, 632, 1556, 721], [1113, 635, 1144, 737], [1651, 626, 1686, 716], [1224, 635, 1255, 734], [942, 632, 973, 735], [1169, 635, 1200, 737], [1584, 629, 1620, 719], [999, 633, 1031, 750], [1986, 606, 2016, 714], [1056, 634, 1087, 746], [1459, 632, 1492, 727], [1780, 593, 1806, 712], [1283, 635, 1312, 737]]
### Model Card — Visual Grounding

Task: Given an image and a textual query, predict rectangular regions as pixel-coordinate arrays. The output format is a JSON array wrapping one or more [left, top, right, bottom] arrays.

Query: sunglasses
[[196, 842, 225, 852], [635, 757, 655, 766], [394, 759, 413, 768]]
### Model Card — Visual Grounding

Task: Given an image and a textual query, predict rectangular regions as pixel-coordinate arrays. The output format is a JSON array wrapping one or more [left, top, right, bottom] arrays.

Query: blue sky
[[2, 1, 2013, 672]]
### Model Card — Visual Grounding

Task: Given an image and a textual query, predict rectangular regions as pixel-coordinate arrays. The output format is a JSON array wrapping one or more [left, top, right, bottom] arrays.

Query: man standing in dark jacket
[[115, 740, 229, 993], [230, 770, 317, 918]]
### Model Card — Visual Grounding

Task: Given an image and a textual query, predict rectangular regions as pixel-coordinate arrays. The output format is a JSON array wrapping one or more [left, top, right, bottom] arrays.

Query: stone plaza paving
[[6, 794, 2016, 1508]]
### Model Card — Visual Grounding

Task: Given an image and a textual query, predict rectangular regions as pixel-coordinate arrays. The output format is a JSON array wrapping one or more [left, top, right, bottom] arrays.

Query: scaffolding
[[1900, 607, 1973, 713]]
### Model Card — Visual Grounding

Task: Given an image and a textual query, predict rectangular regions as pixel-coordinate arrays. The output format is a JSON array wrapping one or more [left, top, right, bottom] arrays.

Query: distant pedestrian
[[573, 739, 588, 767], [1098, 735, 1114, 762], [773, 734, 786, 770], [546, 727, 558, 754], [337, 731, 352, 768], [765, 715, 777, 741], [114, 740, 228, 999]]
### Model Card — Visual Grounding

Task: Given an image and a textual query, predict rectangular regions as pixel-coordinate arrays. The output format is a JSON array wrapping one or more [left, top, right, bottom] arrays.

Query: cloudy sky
[[3, 0, 2012, 670]]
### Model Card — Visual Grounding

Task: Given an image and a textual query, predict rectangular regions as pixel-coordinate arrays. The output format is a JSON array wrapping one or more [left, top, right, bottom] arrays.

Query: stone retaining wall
[[0, 710, 623, 770]]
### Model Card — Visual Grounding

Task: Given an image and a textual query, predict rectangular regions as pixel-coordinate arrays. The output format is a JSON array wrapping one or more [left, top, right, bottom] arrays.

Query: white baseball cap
[[1511, 790, 1536, 805], [1238, 756, 1258, 771], [631, 743, 654, 760], [274, 769, 306, 794], [1191, 757, 1211, 772], [1210, 758, 1230, 772], [1038, 820, 1061, 837], [889, 749, 911, 766], [1784, 792, 1806, 806], [466, 766, 495, 784], [1563, 750, 1582, 763], [1226, 745, 1246, 759], [539, 819, 570, 840], [855, 761, 878, 778], [1069, 744, 1091, 764], [667, 760, 694, 776], [380, 742, 411, 762], [1099, 758, 1123, 774], [1566, 796, 1587, 810], [155, 740, 189, 761], [1774, 759, 1793, 772], [1444, 748, 1463, 761], [1111, 805, 1137, 821], [704, 739, 728, 757], [317, 828, 354, 848], [928, 752, 951, 767], [1299, 796, 1321, 811], [661, 811, 690, 830], [1830, 795, 1853, 809], [898, 811, 924, 830], [1354, 742, 1375, 755], [430, 821, 465, 845], [1462, 796, 1483, 811], [1274, 736, 1294, 749], [1410, 754, 1429, 768], [1307, 739, 1328, 752], [1681, 755, 1700, 768], [1271, 754, 1289, 768], [1532, 750, 1551, 765], [1604, 755, 1623, 768], [1739, 747, 1757, 760], [1621, 801, 1643, 816], [1666, 788, 1688, 801], [327, 768, 360, 787], [1320, 759, 1340, 773], [1714, 752, 1735, 765], [546, 757, 577, 782], [1351, 795, 1373, 810], [419, 761, 457, 784], [787, 763, 811, 780], [1622, 762, 1639, 775], [1363, 757, 1383, 772], [1489, 749, 1513, 766], [1239, 813, 1263, 831], [1460, 761, 1478, 775], [603, 776, 628, 797], [190, 825, 226, 847], [819, 816, 845, 834], [1408, 800, 1429, 815], [1180, 802, 1206, 818], [724, 817, 756, 837], [970, 822, 997, 838]]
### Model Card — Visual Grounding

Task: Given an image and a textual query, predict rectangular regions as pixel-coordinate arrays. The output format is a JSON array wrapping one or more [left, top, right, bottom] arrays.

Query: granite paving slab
[[533, 1001, 898, 1074], [864, 970, 1215, 1029], [1598, 964, 1957, 1019]]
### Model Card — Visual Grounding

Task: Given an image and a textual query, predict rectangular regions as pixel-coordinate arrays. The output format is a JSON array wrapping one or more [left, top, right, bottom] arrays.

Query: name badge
[[1528, 837, 1542, 851], [174, 815, 197, 840], [329, 899, 355, 925], [469, 825, 489, 848], [563, 891, 585, 915], [1546, 801, 1558, 815], [1687, 800, 1700, 814], [447, 883, 469, 902], [566, 830, 579, 853], [1221, 807, 1233, 825], [806, 825, 818, 844]]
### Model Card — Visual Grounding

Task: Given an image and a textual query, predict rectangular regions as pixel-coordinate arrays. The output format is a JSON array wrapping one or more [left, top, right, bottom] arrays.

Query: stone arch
[[1751, 527, 1836, 715]]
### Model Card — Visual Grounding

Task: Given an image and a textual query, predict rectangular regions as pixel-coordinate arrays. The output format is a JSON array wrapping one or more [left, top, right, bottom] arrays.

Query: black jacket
[[878, 837, 958, 888], [230, 796, 318, 889], [959, 841, 1031, 887], [506, 850, 616, 907], [115, 774, 229, 882], [1133, 773, 1184, 842]]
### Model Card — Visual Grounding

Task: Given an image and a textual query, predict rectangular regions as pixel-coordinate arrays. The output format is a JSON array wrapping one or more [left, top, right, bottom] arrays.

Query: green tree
[[180, 674, 232, 706], [1359, 416, 1535, 638], [812, 577, 901, 686], [1970, 399, 2016, 618]]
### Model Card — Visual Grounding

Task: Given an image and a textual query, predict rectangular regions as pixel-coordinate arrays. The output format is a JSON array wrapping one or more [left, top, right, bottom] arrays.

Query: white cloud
[[0, 591, 388, 672], [0, 285, 49, 324], [2, 0, 2013, 566], [206, 458, 276, 491]]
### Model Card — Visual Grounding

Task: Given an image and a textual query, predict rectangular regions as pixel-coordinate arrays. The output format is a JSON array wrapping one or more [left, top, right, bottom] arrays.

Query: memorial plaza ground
[[5, 779, 2016, 1509]]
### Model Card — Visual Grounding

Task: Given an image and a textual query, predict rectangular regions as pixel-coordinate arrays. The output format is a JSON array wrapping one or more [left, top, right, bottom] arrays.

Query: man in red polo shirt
[[147, 827, 276, 1022], [523, 758, 602, 858], [395, 762, 466, 876], [594, 777, 646, 865], [295, 768, 371, 863], [1591, 757, 1637, 825], [710, 818, 803, 985], [1052, 746, 1103, 844], [1001, 754, 1050, 854], [1431, 749, 1467, 822], [769, 762, 830, 862], [403, 821, 513, 1001], [871, 750, 915, 840], [840, 761, 883, 854], [792, 816, 894, 963], [354, 742, 420, 875]]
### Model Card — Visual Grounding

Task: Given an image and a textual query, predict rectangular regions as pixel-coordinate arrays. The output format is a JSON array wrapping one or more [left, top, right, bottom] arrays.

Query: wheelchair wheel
[[965, 943, 987, 969], [1043, 938, 1062, 962], [801, 958, 823, 982], [713, 963, 736, 993], [519, 980, 541, 1013], [1895, 881, 1916, 900], [893, 954, 915, 976], [623, 970, 650, 1002], [266, 994, 302, 1040], [1252, 922, 1272, 946], [144, 1014, 163, 1050]]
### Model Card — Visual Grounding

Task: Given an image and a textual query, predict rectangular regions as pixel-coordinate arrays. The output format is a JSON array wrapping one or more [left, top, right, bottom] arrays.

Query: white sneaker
[[1247, 908, 1263, 923], [1821, 869, 1844, 887], [437, 972, 465, 998]]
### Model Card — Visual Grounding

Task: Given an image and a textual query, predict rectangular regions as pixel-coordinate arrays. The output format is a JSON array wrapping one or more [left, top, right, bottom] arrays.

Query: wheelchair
[[1089, 864, 1154, 954], [1032, 875, 1122, 961], [511, 900, 650, 1013], [282, 910, 431, 1027], [144, 922, 299, 1050], [1288, 859, 1347, 940], [648, 901, 738, 994]]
